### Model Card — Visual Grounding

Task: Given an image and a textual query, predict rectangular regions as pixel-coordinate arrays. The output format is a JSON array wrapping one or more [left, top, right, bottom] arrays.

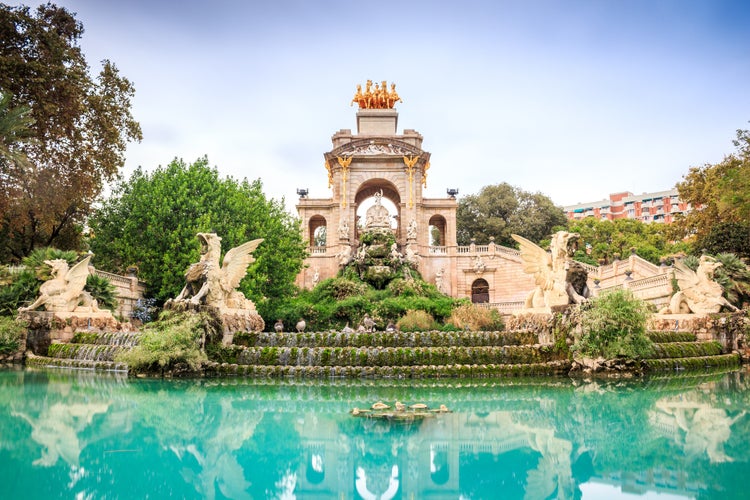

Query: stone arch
[[429, 215, 447, 246], [309, 215, 327, 247], [354, 179, 402, 239], [354, 179, 401, 207], [471, 278, 490, 303]]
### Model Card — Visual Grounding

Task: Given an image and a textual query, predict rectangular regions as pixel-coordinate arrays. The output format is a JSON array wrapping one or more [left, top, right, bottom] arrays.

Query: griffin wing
[[65, 255, 92, 298], [511, 234, 553, 288], [221, 238, 264, 290], [673, 260, 700, 292]]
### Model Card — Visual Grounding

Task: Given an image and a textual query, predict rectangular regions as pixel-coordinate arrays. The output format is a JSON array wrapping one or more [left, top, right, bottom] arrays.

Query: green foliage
[[447, 303, 505, 331], [115, 311, 219, 372], [386, 278, 429, 297], [0, 269, 39, 316], [88, 157, 306, 305], [397, 310, 437, 332], [359, 230, 395, 247], [22, 247, 78, 280], [713, 253, 750, 307], [0, 316, 25, 354], [457, 182, 567, 246], [314, 277, 368, 300], [648, 341, 723, 359], [0, 4, 141, 261], [573, 289, 654, 360], [695, 221, 750, 260], [566, 217, 682, 265], [85, 274, 118, 311], [674, 127, 750, 254]]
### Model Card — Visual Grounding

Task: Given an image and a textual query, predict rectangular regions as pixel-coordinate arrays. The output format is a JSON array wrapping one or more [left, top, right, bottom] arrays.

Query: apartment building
[[563, 189, 692, 223]]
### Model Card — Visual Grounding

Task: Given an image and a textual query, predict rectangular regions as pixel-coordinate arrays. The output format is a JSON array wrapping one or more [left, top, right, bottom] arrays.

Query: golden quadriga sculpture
[[18, 255, 119, 330], [166, 233, 265, 337]]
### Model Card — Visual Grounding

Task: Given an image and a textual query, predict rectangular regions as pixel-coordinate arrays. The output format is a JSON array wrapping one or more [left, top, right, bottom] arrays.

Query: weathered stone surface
[[569, 356, 644, 378], [166, 233, 264, 319], [18, 310, 128, 355], [659, 256, 739, 314]]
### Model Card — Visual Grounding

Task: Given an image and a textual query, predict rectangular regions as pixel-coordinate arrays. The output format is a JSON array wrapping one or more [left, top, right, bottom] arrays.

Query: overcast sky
[[17, 0, 750, 210]]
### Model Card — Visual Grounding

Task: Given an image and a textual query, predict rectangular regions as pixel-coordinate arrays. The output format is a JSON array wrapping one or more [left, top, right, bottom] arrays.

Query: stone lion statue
[[512, 231, 589, 312], [659, 255, 738, 314], [169, 233, 263, 314], [19, 255, 99, 313]]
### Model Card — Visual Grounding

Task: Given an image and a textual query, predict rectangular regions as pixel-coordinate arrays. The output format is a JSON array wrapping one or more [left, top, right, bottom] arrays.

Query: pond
[[0, 367, 749, 499]]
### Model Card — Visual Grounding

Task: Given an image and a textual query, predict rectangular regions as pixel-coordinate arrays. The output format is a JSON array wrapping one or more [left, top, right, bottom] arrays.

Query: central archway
[[354, 179, 401, 240]]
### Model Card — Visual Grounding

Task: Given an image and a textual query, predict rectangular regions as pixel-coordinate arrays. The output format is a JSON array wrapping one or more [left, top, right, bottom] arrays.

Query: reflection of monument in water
[[6, 374, 747, 499]]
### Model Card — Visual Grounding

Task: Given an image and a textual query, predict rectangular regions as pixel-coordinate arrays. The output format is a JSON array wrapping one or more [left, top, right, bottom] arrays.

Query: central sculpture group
[[351, 80, 402, 109]]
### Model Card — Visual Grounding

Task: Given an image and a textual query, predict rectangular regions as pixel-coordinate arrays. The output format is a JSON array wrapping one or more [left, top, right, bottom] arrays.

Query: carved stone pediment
[[328, 138, 423, 159]]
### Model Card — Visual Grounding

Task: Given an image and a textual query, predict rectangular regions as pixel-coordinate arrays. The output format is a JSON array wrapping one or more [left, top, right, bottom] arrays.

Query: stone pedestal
[[649, 312, 747, 352], [18, 310, 126, 355], [357, 108, 398, 135], [164, 301, 265, 346]]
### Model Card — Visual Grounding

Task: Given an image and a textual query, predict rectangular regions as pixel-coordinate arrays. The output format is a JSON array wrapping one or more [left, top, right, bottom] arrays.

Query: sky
[[15, 0, 750, 210]]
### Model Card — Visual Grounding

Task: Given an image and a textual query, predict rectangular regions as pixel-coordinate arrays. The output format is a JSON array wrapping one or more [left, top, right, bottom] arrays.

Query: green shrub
[[386, 278, 429, 297], [397, 310, 437, 332], [0, 270, 40, 316], [22, 248, 78, 280], [0, 316, 25, 354], [115, 310, 220, 372], [315, 277, 368, 300], [447, 303, 505, 331], [85, 274, 118, 311], [573, 289, 654, 360]]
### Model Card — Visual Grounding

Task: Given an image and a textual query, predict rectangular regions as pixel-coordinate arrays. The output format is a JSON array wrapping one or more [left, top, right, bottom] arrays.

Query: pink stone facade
[[296, 107, 674, 311]]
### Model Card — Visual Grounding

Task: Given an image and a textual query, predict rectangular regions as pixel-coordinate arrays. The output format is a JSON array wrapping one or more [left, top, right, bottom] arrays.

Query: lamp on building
[[447, 188, 459, 198], [296, 188, 308, 198]]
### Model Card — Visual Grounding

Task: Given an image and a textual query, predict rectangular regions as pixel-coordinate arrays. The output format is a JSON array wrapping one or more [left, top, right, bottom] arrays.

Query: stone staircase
[[204, 330, 572, 378], [643, 331, 740, 372], [21, 328, 741, 377], [25, 331, 139, 372]]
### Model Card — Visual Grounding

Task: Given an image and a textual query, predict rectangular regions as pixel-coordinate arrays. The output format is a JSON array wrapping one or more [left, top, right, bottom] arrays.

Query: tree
[[456, 183, 567, 246], [673, 127, 750, 256], [88, 158, 307, 311], [0, 3, 142, 262], [0, 91, 33, 239], [565, 217, 687, 265]]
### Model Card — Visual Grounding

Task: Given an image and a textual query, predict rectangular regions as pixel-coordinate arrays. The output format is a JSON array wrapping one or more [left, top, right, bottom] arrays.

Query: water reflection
[[0, 368, 749, 499]]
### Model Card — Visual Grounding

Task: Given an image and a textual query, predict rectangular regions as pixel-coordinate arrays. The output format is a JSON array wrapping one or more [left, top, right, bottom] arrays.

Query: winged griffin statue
[[169, 233, 264, 314], [512, 231, 590, 312], [19, 255, 100, 313], [659, 255, 738, 315]]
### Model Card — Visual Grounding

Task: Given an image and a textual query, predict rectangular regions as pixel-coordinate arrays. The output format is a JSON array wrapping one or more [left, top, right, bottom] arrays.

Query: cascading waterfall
[[29, 330, 142, 372]]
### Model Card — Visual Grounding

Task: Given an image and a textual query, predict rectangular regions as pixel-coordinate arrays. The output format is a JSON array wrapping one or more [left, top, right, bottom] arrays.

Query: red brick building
[[563, 189, 692, 224]]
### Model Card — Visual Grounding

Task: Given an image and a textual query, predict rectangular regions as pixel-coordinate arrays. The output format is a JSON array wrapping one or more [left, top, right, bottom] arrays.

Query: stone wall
[[93, 269, 146, 319]]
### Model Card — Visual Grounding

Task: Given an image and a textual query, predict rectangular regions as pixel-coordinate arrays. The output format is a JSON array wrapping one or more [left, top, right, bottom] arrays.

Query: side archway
[[471, 278, 490, 303], [429, 215, 447, 246], [309, 215, 327, 247]]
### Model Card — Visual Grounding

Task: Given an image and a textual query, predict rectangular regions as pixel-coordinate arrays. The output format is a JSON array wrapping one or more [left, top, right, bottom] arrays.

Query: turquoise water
[[1, 368, 749, 499]]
